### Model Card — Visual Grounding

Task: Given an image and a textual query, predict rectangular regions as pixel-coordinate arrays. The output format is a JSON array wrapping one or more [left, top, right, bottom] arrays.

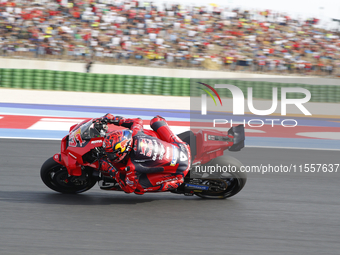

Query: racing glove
[[103, 114, 143, 136], [103, 113, 124, 125], [99, 158, 117, 178], [115, 165, 138, 193]]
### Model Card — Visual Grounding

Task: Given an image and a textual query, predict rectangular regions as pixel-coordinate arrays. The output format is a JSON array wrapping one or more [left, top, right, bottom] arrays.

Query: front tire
[[40, 157, 97, 194], [195, 155, 247, 199]]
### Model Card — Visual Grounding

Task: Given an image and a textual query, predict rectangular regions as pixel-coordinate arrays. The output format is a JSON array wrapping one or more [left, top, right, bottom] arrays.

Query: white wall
[[1, 88, 339, 117], [0, 57, 288, 78]]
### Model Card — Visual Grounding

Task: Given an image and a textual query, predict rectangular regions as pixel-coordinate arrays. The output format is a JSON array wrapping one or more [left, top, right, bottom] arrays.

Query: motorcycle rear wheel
[[40, 157, 97, 194], [195, 155, 247, 199]]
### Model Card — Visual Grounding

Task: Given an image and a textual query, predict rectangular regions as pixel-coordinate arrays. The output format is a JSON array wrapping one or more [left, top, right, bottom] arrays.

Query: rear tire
[[40, 157, 97, 194], [195, 155, 247, 199]]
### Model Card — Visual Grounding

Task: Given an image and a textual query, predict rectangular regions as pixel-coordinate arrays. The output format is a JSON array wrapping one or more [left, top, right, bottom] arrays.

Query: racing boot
[[159, 180, 181, 191], [134, 184, 161, 195]]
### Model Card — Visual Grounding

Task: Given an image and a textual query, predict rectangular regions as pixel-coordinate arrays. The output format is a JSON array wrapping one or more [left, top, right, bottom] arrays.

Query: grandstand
[[0, 0, 339, 77]]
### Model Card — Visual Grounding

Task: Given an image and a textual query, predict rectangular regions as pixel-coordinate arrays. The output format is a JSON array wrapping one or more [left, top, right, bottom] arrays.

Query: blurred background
[[1, 0, 340, 76], [1, 2, 340, 255]]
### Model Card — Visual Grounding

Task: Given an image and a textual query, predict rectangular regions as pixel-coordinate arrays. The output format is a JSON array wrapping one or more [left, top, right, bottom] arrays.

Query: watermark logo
[[197, 82, 223, 108], [199, 83, 311, 116]]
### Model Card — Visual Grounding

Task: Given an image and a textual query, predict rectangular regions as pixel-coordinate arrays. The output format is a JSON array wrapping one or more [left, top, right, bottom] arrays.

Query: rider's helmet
[[103, 130, 133, 162]]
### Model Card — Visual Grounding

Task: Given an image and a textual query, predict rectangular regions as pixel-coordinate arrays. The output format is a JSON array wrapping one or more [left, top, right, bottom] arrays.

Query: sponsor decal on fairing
[[170, 145, 178, 166]]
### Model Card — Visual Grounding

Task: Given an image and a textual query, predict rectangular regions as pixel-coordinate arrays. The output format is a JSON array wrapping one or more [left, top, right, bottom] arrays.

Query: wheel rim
[[47, 165, 93, 193], [196, 174, 242, 198]]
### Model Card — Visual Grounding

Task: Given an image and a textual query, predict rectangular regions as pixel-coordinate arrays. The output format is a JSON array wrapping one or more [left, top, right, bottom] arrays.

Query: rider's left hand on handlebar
[[103, 114, 124, 125], [93, 117, 106, 123], [103, 113, 114, 120]]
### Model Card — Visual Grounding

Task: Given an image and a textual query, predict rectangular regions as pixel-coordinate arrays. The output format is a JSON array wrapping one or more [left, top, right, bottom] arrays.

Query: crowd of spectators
[[0, 0, 340, 77]]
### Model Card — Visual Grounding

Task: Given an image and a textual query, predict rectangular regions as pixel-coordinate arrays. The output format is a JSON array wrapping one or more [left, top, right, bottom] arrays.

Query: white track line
[[0, 137, 61, 140]]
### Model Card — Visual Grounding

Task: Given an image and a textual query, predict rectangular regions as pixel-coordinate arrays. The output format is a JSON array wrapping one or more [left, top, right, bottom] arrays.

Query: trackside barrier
[[192, 79, 340, 102], [0, 69, 339, 102]]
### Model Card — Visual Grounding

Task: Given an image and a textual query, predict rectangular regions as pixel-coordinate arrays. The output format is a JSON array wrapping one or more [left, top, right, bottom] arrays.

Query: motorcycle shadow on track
[[0, 190, 214, 206]]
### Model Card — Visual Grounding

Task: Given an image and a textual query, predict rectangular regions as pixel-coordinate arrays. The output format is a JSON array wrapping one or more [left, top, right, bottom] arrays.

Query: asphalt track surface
[[0, 139, 339, 255]]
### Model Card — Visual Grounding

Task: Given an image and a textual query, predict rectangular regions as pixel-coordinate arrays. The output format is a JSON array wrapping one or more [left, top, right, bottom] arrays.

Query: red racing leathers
[[99, 115, 191, 194]]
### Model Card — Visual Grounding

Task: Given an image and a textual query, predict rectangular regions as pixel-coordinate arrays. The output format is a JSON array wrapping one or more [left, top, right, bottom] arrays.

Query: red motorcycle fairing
[[54, 135, 104, 176], [53, 153, 62, 163], [53, 119, 103, 176], [54, 118, 161, 176], [53, 117, 241, 177], [193, 129, 235, 165]]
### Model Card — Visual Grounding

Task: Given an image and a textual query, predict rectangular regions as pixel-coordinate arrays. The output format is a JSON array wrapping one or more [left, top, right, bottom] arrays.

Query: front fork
[[53, 153, 100, 184]]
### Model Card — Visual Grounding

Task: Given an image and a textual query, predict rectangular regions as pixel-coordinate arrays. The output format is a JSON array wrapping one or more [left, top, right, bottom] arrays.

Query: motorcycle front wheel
[[40, 157, 97, 194]]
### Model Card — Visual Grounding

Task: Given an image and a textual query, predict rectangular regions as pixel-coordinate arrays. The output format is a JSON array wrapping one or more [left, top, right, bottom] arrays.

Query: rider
[[98, 114, 191, 195]]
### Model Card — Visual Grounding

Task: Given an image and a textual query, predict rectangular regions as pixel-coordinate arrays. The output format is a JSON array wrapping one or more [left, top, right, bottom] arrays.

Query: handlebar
[[93, 118, 109, 135], [93, 117, 118, 125]]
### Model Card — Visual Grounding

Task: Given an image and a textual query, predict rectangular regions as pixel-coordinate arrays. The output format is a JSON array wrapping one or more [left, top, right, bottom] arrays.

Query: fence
[[0, 68, 339, 103], [0, 68, 190, 96], [192, 79, 340, 103]]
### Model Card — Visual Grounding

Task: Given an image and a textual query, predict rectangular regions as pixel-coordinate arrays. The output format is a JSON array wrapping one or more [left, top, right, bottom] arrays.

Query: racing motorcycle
[[40, 118, 247, 199]]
